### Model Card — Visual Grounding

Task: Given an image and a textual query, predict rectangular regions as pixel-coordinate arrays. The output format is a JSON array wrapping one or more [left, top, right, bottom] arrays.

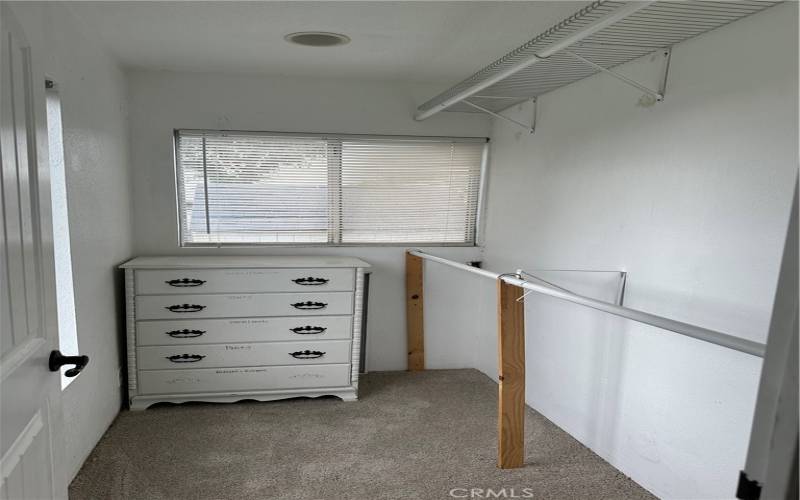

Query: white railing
[[408, 249, 765, 358]]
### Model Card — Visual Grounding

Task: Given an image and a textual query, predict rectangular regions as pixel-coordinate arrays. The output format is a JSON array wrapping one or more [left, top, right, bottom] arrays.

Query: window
[[45, 80, 79, 389], [175, 130, 487, 245]]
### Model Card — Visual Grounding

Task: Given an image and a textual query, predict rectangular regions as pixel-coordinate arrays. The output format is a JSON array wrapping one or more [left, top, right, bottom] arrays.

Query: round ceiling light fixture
[[284, 32, 351, 47]]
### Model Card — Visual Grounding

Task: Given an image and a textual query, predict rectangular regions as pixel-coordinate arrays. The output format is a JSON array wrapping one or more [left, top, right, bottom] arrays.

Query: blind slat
[[176, 130, 485, 245]]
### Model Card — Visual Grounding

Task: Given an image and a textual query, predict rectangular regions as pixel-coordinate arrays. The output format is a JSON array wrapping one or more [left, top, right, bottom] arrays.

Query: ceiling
[[66, 1, 589, 83]]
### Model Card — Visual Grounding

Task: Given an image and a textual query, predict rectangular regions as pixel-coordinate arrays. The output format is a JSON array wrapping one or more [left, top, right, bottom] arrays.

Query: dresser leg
[[335, 389, 358, 402], [128, 398, 151, 411]]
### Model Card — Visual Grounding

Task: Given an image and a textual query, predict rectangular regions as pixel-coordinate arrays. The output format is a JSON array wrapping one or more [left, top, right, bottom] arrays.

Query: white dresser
[[120, 256, 370, 410]]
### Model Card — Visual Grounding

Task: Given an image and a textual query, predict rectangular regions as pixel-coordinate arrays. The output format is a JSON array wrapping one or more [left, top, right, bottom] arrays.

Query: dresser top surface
[[120, 256, 371, 269]]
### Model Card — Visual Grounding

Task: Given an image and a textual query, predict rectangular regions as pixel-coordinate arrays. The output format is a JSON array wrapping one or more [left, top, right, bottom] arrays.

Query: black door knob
[[49, 350, 89, 378]]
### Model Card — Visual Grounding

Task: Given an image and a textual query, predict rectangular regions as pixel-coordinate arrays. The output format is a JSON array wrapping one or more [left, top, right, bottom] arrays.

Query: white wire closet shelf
[[415, 0, 782, 120]]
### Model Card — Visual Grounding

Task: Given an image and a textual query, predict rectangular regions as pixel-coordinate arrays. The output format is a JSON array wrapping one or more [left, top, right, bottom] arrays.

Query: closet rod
[[413, 1, 655, 121], [408, 249, 766, 358]]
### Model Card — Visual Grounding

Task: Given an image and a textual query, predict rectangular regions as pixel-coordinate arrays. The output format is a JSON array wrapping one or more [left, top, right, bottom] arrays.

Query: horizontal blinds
[[176, 130, 485, 245], [340, 140, 483, 243]]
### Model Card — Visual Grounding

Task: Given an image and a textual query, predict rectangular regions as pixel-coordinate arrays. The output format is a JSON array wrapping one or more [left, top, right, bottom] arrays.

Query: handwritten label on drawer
[[225, 295, 254, 301], [164, 376, 201, 385], [215, 368, 269, 375], [223, 270, 277, 277], [224, 345, 252, 351], [229, 319, 271, 325]]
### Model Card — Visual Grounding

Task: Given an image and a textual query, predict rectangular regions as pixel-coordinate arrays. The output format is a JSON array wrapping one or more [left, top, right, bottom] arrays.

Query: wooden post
[[406, 251, 424, 371], [497, 279, 526, 468]]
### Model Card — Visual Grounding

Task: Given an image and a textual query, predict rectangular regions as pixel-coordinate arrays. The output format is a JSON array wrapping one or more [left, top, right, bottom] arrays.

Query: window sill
[[179, 242, 480, 249]]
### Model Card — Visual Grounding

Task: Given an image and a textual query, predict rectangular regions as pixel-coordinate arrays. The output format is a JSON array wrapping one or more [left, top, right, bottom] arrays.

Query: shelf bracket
[[564, 48, 672, 102], [657, 47, 672, 101], [463, 98, 537, 134]]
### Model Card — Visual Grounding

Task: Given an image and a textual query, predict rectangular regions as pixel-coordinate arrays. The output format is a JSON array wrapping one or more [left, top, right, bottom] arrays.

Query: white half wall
[[125, 70, 491, 371], [477, 3, 797, 499], [8, 1, 135, 483]]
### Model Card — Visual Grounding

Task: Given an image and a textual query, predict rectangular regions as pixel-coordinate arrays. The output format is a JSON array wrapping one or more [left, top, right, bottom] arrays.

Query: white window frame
[[173, 130, 489, 247], [45, 79, 80, 389]]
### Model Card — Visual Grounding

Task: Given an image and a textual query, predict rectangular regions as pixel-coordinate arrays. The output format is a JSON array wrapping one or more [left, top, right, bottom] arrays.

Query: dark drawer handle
[[166, 354, 206, 363], [165, 304, 206, 313], [165, 278, 206, 287], [291, 301, 327, 310], [289, 350, 325, 359], [166, 329, 206, 338], [292, 277, 329, 286], [290, 325, 327, 335]]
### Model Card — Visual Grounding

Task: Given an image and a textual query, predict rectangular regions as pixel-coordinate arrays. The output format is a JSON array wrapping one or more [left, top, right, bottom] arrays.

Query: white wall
[[477, 3, 798, 499], [126, 70, 491, 371], [13, 3, 793, 494], [8, 1, 135, 483]]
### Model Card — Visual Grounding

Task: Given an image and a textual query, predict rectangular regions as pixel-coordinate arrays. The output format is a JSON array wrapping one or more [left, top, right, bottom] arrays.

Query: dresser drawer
[[135, 292, 354, 320], [137, 340, 352, 370], [135, 316, 353, 346], [137, 363, 351, 395], [135, 268, 355, 295]]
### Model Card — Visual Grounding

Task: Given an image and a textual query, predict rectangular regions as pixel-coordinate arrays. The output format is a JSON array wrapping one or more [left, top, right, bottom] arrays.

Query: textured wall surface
[[8, 1, 135, 483], [126, 70, 491, 371], [477, 3, 797, 498]]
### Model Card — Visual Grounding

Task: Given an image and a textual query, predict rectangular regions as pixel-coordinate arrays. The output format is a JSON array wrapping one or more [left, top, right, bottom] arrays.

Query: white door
[[1, 5, 70, 499], [738, 183, 798, 499]]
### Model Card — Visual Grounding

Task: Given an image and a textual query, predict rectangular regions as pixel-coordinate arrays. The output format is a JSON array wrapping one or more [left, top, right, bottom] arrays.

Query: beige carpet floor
[[69, 369, 654, 500]]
